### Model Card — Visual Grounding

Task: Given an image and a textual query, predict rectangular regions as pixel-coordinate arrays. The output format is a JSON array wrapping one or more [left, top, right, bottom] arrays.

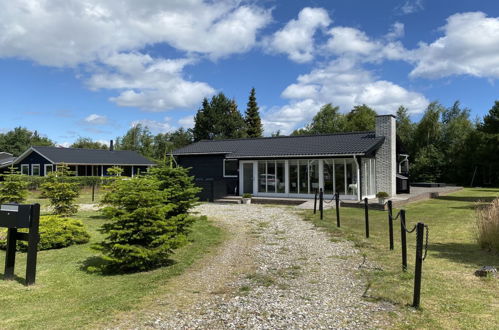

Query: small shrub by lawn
[[0, 215, 90, 251]]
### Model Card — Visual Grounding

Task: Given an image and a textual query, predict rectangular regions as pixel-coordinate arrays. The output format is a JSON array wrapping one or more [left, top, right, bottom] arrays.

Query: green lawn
[[0, 191, 224, 329], [304, 188, 499, 329]]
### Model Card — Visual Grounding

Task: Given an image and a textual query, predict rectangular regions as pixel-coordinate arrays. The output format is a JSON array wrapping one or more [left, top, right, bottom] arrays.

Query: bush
[[242, 193, 252, 198], [0, 167, 28, 203], [376, 192, 389, 198], [40, 164, 80, 216], [0, 215, 90, 251], [96, 176, 192, 272], [475, 198, 499, 252], [147, 163, 200, 235]]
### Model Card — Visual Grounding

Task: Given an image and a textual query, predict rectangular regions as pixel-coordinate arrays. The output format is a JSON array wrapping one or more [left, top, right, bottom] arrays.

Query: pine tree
[[245, 88, 263, 137], [0, 166, 28, 204], [96, 162, 200, 272]]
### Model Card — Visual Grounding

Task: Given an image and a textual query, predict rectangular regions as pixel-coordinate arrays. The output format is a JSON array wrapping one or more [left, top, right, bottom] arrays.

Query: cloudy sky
[[1, 0, 499, 145]]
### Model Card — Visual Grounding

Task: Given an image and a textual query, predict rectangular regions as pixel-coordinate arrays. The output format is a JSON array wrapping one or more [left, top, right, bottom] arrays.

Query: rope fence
[[313, 191, 430, 309]]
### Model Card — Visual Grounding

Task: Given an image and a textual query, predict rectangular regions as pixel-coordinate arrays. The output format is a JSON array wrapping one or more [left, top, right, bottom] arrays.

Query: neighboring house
[[7, 145, 154, 177], [0, 152, 16, 172], [173, 115, 409, 202]]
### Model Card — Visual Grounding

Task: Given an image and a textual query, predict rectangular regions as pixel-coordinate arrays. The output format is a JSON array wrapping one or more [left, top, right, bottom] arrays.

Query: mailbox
[[1, 203, 40, 286], [0, 204, 33, 228]]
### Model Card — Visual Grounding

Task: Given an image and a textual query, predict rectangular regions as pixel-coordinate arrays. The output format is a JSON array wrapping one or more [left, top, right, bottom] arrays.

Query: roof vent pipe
[[110, 140, 114, 151]]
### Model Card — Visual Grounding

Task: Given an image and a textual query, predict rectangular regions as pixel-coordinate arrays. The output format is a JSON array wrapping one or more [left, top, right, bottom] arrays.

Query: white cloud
[[87, 52, 215, 111], [178, 115, 195, 128], [84, 113, 108, 125], [397, 0, 424, 15], [263, 7, 331, 63], [0, 0, 271, 66], [325, 26, 408, 62], [386, 22, 405, 40], [410, 12, 499, 78], [131, 117, 174, 134], [263, 58, 429, 134]]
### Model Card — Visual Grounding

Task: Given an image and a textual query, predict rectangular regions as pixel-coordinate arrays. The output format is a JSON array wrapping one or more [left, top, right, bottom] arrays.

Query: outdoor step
[[214, 198, 241, 204]]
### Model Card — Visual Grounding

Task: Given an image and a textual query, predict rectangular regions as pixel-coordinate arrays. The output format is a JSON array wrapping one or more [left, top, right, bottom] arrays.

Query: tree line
[[290, 101, 499, 186], [1, 89, 497, 186]]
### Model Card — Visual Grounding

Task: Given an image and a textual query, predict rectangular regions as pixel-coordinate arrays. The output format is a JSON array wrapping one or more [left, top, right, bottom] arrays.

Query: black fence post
[[413, 222, 425, 308], [4, 228, 17, 280], [319, 188, 324, 220], [335, 192, 340, 227], [92, 183, 95, 202], [388, 200, 394, 250], [25, 204, 40, 285], [400, 210, 408, 271], [314, 189, 318, 214], [364, 197, 370, 238]]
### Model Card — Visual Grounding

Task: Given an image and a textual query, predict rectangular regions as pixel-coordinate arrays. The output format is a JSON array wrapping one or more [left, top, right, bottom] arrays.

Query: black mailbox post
[[0, 203, 40, 286]]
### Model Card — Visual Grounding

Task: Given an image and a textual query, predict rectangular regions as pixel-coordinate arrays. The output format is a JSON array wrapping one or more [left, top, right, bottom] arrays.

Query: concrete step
[[214, 198, 241, 204]]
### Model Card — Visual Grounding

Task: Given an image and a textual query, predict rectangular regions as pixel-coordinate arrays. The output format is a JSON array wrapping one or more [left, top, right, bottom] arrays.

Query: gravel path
[[109, 203, 392, 329]]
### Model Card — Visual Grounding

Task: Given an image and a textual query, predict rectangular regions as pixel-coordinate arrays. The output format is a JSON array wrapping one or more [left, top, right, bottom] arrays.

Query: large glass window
[[266, 161, 276, 193], [224, 159, 238, 177], [289, 160, 298, 193], [299, 160, 308, 194], [335, 162, 345, 194], [258, 161, 266, 193], [276, 161, 285, 193], [345, 160, 357, 195], [309, 160, 319, 194], [323, 160, 334, 195]]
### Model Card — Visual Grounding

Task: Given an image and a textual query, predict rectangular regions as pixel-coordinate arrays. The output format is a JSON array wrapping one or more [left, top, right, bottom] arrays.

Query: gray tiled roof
[[0, 156, 16, 169], [21, 146, 155, 165], [173, 132, 384, 158]]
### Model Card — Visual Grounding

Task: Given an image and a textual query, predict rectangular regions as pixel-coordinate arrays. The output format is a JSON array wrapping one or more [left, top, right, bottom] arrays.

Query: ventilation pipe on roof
[[110, 140, 114, 151]]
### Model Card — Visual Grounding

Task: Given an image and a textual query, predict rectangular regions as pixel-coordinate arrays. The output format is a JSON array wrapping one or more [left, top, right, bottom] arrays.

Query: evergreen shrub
[[96, 162, 200, 272], [0, 215, 90, 251]]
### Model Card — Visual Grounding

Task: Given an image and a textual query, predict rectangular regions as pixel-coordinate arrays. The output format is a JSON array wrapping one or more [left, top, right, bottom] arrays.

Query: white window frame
[[44, 164, 53, 176], [31, 164, 40, 176], [223, 159, 238, 178], [21, 164, 29, 175]]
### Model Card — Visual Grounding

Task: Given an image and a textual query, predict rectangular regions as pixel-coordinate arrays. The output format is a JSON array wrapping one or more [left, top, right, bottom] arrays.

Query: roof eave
[[225, 153, 366, 159]]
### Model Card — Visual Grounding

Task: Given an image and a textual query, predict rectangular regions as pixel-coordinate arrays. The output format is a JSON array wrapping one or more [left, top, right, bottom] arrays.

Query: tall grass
[[475, 197, 499, 252]]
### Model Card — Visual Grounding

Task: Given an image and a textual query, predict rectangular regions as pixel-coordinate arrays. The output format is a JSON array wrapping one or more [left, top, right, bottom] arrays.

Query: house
[[173, 115, 409, 201], [6, 145, 154, 177], [0, 152, 16, 172]]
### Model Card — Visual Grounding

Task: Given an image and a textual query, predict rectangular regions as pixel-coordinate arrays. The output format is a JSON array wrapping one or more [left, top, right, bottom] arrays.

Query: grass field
[[303, 188, 499, 329], [0, 190, 224, 329]]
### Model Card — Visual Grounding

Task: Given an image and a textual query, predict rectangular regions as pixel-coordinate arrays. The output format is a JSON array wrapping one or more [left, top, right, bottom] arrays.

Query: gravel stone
[[108, 203, 393, 329]]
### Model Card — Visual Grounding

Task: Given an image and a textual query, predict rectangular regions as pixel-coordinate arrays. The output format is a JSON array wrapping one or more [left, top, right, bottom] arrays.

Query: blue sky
[[1, 0, 498, 145]]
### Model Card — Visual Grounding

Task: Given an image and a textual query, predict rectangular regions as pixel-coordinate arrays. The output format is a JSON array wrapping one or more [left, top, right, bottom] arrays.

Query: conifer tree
[[193, 93, 247, 141], [0, 166, 28, 204], [245, 88, 263, 137]]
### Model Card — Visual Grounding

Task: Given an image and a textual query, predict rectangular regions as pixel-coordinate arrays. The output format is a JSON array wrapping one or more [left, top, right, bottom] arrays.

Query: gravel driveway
[[109, 203, 392, 329]]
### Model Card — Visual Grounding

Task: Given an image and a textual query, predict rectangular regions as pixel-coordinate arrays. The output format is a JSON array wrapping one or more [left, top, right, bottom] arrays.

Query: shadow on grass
[[429, 242, 499, 267], [435, 196, 496, 203], [79, 256, 176, 276], [0, 272, 32, 286]]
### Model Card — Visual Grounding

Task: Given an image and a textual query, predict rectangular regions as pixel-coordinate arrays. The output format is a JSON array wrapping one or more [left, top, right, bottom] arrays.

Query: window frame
[[21, 164, 30, 175], [223, 159, 238, 178], [31, 164, 40, 176], [44, 164, 53, 176]]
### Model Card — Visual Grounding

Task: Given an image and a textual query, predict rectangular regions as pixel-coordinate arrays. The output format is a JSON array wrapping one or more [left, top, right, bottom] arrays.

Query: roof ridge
[[32, 146, 133, 152], [197, 131, 375, 143]]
